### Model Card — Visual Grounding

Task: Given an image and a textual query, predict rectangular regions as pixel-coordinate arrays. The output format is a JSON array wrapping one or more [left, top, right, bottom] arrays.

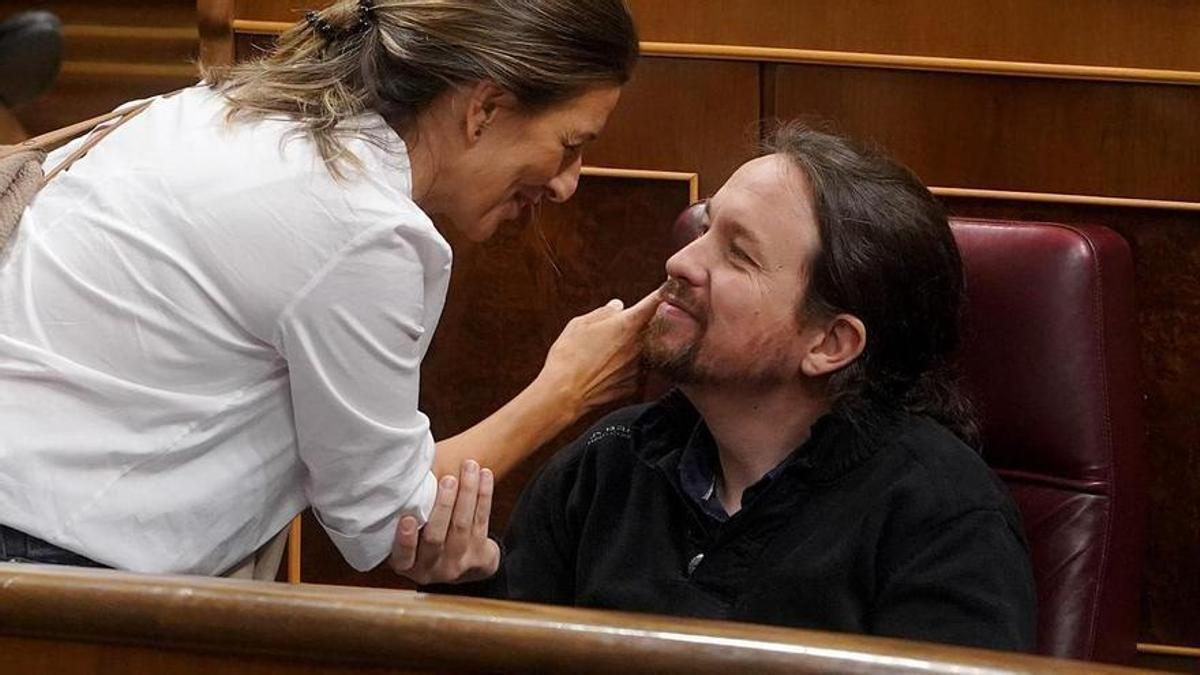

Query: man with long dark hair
[[462, 123, 1036, 650]]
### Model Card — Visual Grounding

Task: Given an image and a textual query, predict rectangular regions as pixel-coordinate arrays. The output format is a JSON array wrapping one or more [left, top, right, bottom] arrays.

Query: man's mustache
[[657, 277, 704, 322], [659, 277, 684, 299]]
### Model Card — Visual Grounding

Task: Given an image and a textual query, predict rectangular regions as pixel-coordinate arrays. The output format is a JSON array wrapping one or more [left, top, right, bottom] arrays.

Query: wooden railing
[[0, 565, 1150, 674]]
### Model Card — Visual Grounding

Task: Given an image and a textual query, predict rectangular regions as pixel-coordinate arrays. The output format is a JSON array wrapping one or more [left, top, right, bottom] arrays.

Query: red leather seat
[[952, 218, 1146, 663], [668, 206, 1147, 663]]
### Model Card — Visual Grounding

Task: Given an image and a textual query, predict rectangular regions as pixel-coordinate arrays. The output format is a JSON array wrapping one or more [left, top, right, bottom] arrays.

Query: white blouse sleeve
[[274, 223, 440, 571]]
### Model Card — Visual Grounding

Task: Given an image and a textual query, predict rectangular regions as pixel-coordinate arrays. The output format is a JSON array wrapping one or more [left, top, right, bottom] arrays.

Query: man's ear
[[800, 314, 867, 377], [464, 80, 508, 144]]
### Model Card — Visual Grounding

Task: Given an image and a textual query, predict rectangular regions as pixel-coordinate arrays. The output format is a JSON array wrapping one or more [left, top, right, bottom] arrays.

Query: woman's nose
[[545, 155, 582, 203]]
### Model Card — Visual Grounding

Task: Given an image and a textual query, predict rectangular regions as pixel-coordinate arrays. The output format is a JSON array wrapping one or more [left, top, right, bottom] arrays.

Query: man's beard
[[641, 316, 704, 383], [640, 278, 708, 383], [640, 278, 803, 388]]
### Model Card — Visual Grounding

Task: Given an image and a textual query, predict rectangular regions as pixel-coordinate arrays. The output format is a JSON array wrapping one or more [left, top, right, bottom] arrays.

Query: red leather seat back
[[666, 206, 1147, 662], [952, 219, 1146, 663]]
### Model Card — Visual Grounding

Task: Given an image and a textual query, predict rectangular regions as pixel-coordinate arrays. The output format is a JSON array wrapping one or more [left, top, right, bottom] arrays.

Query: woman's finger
[[421, 474, 458, 548], [620, 286, 664, 326], [478, 537, 501, 579], [449, 460, 480, 540], [390, 516, 419, 573], [472, 468, 494, 539], [574, 298, 625, 325]]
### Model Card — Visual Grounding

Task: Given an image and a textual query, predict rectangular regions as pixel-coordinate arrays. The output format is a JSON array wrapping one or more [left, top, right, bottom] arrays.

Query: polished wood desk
[[0, 565, 1155, 674]]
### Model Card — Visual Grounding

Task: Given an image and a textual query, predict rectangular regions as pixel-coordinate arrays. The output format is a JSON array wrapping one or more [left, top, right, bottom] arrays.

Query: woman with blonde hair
[[0, 0, 649, 582]]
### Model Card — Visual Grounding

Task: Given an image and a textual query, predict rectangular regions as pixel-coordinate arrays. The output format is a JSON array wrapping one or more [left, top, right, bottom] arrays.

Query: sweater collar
[[631, 389, 895, 484]]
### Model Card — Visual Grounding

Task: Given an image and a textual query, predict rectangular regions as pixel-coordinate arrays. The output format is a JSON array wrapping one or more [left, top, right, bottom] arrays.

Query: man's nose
[[664, 239, 706, 287], [545, 155, 582, 203]]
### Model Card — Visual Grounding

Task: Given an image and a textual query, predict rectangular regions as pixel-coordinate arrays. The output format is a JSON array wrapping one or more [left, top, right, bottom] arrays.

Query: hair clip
[[356, 0, 377, 33], [304, 10, 337, 42]]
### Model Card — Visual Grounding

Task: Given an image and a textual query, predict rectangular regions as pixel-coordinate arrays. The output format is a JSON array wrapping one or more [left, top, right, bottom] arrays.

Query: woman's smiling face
[[441, 85, 622, 242]]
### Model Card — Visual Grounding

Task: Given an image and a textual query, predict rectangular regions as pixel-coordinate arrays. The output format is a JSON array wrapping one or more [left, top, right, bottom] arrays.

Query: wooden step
[[0, 2, 196, 28], [2, 1, 199, 136], [15, 67, 197, 135], [62, 24, 198, 65]]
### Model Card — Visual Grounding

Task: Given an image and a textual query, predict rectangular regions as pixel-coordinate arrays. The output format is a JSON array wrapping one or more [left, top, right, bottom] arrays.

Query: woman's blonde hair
[[201, 0, 638, 176]]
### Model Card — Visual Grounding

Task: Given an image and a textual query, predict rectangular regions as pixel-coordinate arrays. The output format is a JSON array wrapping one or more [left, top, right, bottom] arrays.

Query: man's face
[[643, 154, 822, 385]]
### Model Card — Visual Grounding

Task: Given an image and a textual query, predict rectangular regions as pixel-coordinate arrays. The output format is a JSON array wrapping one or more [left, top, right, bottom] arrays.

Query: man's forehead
[[711, 154, 812, 221]]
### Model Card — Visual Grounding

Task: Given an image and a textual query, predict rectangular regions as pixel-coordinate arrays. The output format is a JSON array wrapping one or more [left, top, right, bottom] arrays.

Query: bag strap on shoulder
[[26, 105, 145, 152], [0, 88, 183, 181], [39, 100, 156, 185]]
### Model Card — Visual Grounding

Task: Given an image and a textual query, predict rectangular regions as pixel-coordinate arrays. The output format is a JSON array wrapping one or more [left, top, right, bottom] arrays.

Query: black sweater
[[479, 392, 1037, 652]]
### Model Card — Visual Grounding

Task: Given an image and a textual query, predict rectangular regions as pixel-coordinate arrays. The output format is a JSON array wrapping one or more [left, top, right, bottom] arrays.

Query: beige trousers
[[222, 526, 290, 581]]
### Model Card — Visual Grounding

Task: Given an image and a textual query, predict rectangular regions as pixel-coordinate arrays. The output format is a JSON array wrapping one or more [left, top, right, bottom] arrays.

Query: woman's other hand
[[538, 286, 663, 417], [390, 459, 499, 584]]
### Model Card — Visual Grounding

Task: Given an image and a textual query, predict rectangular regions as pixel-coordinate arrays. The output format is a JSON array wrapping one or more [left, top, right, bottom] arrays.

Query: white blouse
[[0, 86, 446, 575]]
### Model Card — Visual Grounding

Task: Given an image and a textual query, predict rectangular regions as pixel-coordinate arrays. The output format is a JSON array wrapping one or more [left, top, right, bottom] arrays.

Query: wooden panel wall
[[199, 1, 1200, 667], [579, 59, 758, 195], [231, 0, 1200, 71], [768, 66, 1200, 201], [628, 0, 1200, 71]]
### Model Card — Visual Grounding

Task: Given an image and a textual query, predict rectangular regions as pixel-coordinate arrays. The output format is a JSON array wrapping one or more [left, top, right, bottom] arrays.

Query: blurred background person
[[0, 10, 61, 143]]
